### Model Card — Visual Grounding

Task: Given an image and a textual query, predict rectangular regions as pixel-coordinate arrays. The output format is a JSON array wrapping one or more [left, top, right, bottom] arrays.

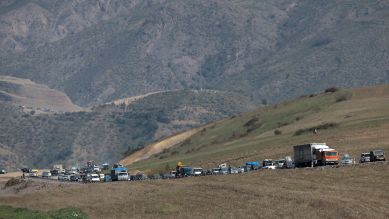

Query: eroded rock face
[[0, 0, 142, 54]]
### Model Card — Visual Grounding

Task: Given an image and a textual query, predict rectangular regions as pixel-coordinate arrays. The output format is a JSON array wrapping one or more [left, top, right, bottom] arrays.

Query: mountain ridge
[[1, 0, 388, 106]]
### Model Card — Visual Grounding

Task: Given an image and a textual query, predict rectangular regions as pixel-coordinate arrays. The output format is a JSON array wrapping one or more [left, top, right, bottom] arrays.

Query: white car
[[42, 171, 52, 178], [274, 159, 286, 169], [230, 167, 239, 174], [91, 174, 101, 182], [191, 168, 203, 176]]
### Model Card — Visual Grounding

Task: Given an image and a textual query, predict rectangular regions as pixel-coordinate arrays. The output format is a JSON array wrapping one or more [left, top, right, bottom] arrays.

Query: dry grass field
[[0, 163, 388, 219]]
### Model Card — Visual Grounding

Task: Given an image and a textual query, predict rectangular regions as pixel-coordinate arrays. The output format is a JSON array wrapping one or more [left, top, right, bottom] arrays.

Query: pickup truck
[[370, 150, 385, 162]]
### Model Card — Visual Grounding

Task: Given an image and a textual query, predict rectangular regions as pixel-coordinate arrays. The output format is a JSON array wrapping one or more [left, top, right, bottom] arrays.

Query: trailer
[[294, 143, 339, 167]]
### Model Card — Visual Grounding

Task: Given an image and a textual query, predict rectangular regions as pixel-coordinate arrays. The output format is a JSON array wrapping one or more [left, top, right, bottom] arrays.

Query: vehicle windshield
[[119, 173, 128, 176], [193, 169, 202, 172], [325, 152, 338, 156]]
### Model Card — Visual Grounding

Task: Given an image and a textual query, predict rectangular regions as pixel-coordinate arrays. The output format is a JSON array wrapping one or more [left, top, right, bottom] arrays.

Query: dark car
[[70, 174, 81, 182], [370, 150, 385, 162], [21, 168, 31, 173], [50, 169, 59, 176], [0, 169, 7, 174]]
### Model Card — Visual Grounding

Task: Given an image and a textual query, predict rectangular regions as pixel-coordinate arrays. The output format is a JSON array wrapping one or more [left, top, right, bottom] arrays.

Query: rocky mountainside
[[0, 89, 255, 169], [1, 0, 388, 106]]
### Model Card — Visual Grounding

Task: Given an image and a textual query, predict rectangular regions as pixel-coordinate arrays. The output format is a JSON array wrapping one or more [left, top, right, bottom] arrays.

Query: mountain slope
[[125, 84, 389, 173], [0, 89, 255, 169], [0, 76, 83, 113], [1, 0, 388, 106]]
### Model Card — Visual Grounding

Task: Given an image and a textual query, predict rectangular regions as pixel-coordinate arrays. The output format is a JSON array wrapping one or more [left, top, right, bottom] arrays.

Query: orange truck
[[294, 143, 339, 167]]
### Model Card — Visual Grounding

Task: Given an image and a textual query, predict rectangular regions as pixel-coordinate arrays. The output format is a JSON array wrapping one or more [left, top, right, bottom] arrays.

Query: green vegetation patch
[[0, 206, 87, 219]]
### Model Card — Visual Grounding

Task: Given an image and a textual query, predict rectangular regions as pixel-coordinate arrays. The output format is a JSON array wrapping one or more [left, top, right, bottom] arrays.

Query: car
[[21, 168, 31, 173], [42, 171, 52, 178], [50, 169, 59, 176], [370, 150, 385, 162], [70, 174, 81, 182], [237, 167, 245, 173], [229, 167, 239, 174], [220, 167, 228, 175], [341, 154, 353, 165], [262, 159, 276, 169], [274, 159, 286, 169], [99, 174, 105, 181], [90, 174, 101, 182], [29, 169, 39, 177], [360, 153, 371, 163], [0, 169, 7, 174], [135, 173, 147, 180], [64, 175, 72, 181], [150, 174, 162, 180], [212, 168, 221, 175], [282, 156, 295, 169], [58, 174, 65, 181], [191, 168, 203, 176]]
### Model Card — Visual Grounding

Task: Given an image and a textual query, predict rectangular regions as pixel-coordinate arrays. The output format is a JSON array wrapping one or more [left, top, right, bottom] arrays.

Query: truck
[[370, 150, 385, 162], [175, 161, 192, 178], [111, 166, 128, 181], [293, 143, 339, 167], [176, 166, 192, 177]]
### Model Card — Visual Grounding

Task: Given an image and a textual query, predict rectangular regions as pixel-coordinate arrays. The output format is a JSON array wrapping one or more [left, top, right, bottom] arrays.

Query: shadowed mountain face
[[1, 0, 388, 106]]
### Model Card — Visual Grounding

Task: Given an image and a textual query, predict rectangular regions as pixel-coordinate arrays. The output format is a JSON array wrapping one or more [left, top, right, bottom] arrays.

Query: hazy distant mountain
[[1, 0, 388, 106]]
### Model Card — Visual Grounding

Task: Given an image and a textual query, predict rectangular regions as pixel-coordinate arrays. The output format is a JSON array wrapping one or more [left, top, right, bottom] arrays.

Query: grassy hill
[[0, 85, 388, 219], [0, 90, 255, 170], [1, 0, 388, 106], [125, 85, 389, 173]]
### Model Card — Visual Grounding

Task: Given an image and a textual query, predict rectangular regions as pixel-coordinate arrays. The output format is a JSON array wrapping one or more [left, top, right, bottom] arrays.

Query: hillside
[[0, 90, 255, 170], [0, 76, 83, 113], [125, 84, 389, 173], [1, 0, 389, 106]]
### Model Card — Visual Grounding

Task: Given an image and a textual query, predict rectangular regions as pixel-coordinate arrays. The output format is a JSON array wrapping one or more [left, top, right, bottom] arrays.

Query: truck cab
[[315, 150, 339, 166]]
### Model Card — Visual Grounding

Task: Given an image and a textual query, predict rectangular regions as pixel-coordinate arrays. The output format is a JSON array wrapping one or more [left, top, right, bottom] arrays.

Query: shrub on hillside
[[336, 93, 352, 102], [325, 87, 339, 93], [244, 117, 259, 127], [274, 129, 282, 135], [294, 123, 339, 136]]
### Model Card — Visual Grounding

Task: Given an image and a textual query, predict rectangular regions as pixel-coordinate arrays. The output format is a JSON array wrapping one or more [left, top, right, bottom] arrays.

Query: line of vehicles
[[13, 143, 386, 182]]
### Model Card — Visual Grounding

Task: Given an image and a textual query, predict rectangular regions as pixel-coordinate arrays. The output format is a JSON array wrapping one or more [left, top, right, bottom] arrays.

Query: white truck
[[294, 143, 339, 167]]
